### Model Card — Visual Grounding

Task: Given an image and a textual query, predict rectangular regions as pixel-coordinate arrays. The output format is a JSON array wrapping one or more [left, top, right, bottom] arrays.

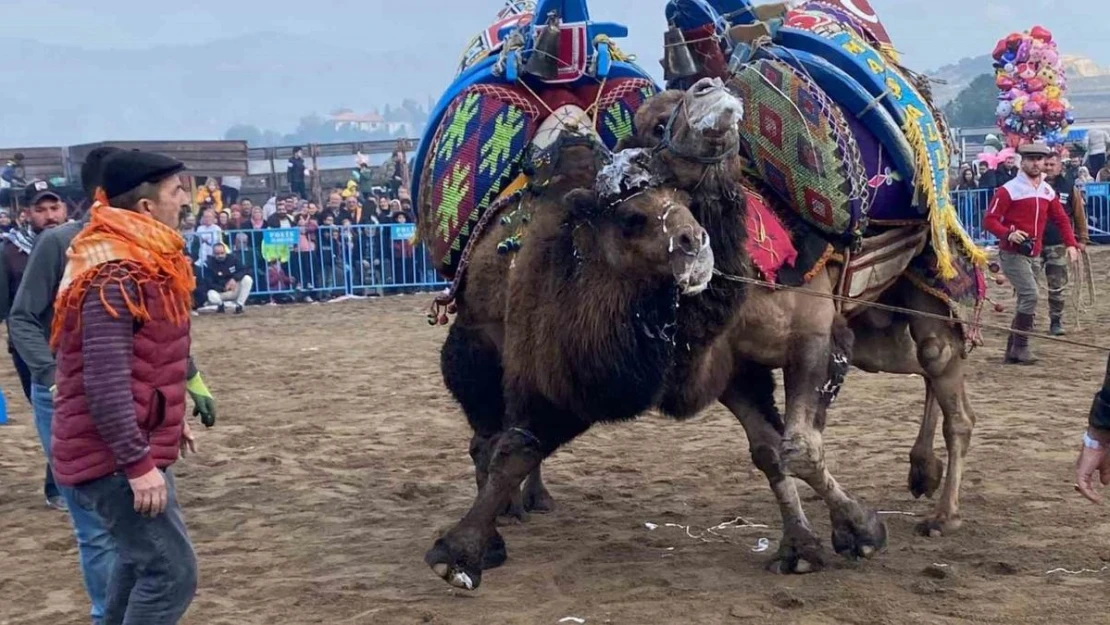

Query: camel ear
[[564, 188, 601, 220]]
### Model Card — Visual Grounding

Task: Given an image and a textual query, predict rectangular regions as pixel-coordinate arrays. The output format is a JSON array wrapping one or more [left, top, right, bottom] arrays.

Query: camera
[[1017, 236, 1036, 257]]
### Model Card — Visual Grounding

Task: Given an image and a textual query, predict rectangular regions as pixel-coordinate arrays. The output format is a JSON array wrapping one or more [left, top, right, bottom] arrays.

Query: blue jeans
[[73, 470, 197, 625], [31, 383, 117, 624], [10, 348, 58, 499]]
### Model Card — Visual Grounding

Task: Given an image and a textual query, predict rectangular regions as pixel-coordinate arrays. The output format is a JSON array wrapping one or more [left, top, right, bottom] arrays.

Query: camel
[[427, 79, 885, 589], [424, 132, 719, 590], [520, 80, 978, 559]]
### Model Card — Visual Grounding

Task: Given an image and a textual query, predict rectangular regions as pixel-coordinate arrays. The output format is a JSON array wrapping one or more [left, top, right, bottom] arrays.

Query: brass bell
[[524, 11, 561, 80], [661, 25, 698, 82]]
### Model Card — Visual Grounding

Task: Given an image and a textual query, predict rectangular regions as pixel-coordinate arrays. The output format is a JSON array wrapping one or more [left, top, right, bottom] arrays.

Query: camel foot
[[908, 455, 945, 499], [523, 480, 556, 514], [766, 525, 825, 575], [915, 515, 962, 538], [498, 497, 529, 525], [830, 504, 887, 560], [425, 528, 494, 590]]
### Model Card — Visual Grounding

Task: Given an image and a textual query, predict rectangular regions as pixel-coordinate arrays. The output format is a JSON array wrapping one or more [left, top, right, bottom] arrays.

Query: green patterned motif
[[436, 93, 481, 162], [479, 107, 525, 177], [435, 162, 473, 248], [603, 104, 634, 141]]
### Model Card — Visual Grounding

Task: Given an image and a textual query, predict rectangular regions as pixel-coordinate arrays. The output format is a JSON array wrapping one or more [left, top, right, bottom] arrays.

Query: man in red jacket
[[983, 142, 1081, 365], [51, 150, 198, 624]]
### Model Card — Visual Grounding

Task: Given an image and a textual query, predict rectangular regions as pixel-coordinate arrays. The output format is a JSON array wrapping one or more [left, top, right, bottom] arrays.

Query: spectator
[[976, 161, 997, 190], [1097, 163, 1110, 183], [266, 197, 296, 229], [203, 243, 252, 314], [358, 162, 376, 205], [1076, 353, 1110, 503], [1084, 127, 1108, 175], [0, 211, 12, 233], [288, 147, 307, 199], [341, 196, 361, 224], [220, 175, 241, 206], [267, 258, 295, 303], [1077, 166, 1094, 185], [996, 154, 1018, 186], [194, 209, 223, 266], [216, 211, 230, 230], [195, 178, 223, 213], [1043, 152, 1091, 336], [179, 214, 201, 262], [388, 151, 405, 199], [391, 209, 415, 287], [293, 212, 318, 299], [0, 153, 27, 210], [0, 180, 67, 510]]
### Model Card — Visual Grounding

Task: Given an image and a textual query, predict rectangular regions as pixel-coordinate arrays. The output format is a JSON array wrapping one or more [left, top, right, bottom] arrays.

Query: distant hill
[[927, 53, 1110, 119], [0, 35, 451, 147]]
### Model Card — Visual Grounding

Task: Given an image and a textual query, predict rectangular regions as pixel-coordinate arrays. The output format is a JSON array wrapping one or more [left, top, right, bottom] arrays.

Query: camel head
[[565, 148, 713, 296], [619, 77, 744, 187]]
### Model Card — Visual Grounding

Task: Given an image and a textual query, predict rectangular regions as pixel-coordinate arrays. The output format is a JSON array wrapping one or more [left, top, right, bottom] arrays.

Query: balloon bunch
[[991, 26, 1075, 147]]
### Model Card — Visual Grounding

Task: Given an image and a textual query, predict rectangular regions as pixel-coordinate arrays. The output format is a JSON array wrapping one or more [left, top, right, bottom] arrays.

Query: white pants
[[207, 275, 253, 307]]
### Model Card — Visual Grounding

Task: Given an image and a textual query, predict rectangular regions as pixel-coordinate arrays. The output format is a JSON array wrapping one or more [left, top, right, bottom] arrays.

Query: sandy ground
[[2, 250, 1110, 625]]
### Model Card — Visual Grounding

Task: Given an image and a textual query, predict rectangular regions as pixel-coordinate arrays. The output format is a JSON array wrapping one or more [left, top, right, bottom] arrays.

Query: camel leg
[[780, 318, 887, 560], [425, 393, 588, 591], [720, 367, 824, 574], [904, 291, 976, 537], [440, 324, 526, 555], [908, 382, 945, 499], [522, 466, 556, 513]]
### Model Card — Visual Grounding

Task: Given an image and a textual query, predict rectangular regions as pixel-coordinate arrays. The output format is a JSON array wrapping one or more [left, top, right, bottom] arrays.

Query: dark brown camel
[[430, 79, 885, 587], [425, 134, 718, 589]]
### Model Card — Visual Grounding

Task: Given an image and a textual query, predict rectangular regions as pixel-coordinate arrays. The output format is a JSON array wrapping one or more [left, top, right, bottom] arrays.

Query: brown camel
[[522, 80, 977, 557], [425, 133, 719, 590], [430, 79, 884, 587]]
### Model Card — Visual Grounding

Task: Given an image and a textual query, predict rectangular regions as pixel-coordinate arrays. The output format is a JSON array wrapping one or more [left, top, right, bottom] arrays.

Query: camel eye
[[620, 212, 647, 236], [653, 121, 666, 137]]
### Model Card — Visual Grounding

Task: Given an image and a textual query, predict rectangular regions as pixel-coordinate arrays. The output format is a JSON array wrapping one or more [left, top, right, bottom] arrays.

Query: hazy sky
[[2, 0, 1104, 72]]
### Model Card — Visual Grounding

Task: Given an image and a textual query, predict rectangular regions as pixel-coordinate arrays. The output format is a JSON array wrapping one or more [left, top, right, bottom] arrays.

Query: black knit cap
[[100, 150, 186, 200]]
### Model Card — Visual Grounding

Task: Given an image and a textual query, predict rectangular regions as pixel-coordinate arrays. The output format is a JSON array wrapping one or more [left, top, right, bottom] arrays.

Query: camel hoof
[[766, 527, 825, 575], [908, 456, 945, 499], [498, 499, 529, 525], [482, 533, 508, 570], [831, 506, 887, 560], [425, 537, 484, 591], [915, 516, 961, 538], [523, 484, 556, 514]]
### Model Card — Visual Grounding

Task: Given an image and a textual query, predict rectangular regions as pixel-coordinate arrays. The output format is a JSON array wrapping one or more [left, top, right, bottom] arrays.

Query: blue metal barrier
[[191, 224, 448, 302], [190, 189, 1102, 306], [951, 183, 1108, 246]]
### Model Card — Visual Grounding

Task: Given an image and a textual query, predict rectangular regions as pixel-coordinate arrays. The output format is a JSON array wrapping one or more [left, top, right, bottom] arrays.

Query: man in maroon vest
[[51, 150, 199, 624]]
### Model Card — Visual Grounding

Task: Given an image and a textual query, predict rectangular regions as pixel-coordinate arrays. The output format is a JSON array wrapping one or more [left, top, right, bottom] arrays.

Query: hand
[[180, 422, 197, 458], [128, 468, 168, 517], [1067, 246, 1080, 264], [1007, 230, 1029, 244], [226, 279, 238, 292]]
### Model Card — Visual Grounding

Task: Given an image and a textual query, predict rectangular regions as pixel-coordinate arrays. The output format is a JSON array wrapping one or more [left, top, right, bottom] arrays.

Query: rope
[[709, 268, 1110, 353]]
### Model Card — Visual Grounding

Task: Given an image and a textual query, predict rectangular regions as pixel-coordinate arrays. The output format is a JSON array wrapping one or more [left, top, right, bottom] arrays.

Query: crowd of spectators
[[180, 166, 429, 313]]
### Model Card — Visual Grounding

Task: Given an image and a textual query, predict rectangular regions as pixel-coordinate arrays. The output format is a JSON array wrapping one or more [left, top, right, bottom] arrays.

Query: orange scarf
[[50, 204, 196, 349]]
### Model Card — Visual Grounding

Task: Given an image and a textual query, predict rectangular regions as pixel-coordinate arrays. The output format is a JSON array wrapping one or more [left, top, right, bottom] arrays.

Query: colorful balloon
[[990, 26, 1073, 145]]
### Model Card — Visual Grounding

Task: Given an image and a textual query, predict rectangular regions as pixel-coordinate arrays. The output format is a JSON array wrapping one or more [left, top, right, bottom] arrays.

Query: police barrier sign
[[263, 228, 299, 246], [391, 223, 416, 241]]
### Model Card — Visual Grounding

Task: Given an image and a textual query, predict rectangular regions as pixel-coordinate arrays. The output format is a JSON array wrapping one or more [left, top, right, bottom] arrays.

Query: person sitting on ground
[[203, 242, 252, 314], [1076, 353, 1110, 503]]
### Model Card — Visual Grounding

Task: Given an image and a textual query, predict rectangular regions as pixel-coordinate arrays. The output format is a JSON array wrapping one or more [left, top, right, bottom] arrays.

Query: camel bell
[[524, 12, 561, 80], [661, 26, 698, 82]]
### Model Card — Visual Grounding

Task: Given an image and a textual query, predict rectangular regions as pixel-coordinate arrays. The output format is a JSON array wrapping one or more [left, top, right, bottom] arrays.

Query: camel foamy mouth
[[677, 247, 714, 296]]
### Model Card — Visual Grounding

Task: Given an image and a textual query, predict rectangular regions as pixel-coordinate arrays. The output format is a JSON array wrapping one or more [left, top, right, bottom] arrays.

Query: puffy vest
[[51, 277, 191, 486]]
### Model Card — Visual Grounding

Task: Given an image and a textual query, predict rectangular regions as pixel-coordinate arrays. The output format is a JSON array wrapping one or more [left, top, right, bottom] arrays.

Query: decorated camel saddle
[[412, 0, 661, 278], [660, 0, 987, 317]]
